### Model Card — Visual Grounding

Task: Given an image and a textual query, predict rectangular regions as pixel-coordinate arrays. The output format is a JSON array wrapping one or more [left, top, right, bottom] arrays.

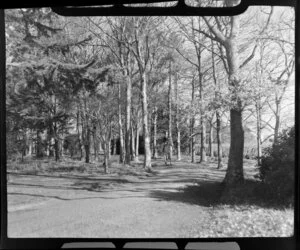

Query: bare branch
[[202, 17, 227, 45]]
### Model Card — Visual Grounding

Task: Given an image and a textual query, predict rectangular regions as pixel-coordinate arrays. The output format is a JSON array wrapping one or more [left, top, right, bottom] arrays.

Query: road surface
[[7, 162, 226, 238]]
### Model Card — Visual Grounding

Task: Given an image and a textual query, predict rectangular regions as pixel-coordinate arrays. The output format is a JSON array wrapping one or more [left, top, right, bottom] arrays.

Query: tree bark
[[141, 71, 152, 170], [112, 136, 116, 155], [168, 61, 173, 163], [152, 106, 158, 159], [211, 40, 223, 169], [135, 123, 140, 161], [108, 125, 112, 160], [36, 130, 43, 158], [274, 101, 281, 145], [131, 123, 136, 160], [216, 110, 223, 169], [103, 142, 109, 174], [175, 73, 181, 161], [208, 121, 214, 158], [198, 56, 207, 163], [118, 83, 125, 164], [256, 103, 262, 166], [54, 124, 59, 162], [223, 13, 245, 185], [190, 79, 196, 163], [125, 72, 132, 164], [84, 127, 90, 163]]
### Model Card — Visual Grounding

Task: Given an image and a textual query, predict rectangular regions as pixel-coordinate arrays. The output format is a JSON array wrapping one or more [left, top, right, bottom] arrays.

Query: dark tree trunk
[[256, 103, 262, 166], [54, 138, 59, 162], [224, 105, 244, 184], [36, 130, 43, 158], [53, 124, 59, 162], [93, 130, 99, 161], [103, 142, 109, 174], [84, 128, 90, 163], [152, 106, 158, 159], [216, 110, 223, 169]]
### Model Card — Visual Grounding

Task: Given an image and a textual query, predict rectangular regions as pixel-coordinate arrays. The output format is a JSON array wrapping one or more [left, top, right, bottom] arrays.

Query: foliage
[[256, 126, 294, 204]]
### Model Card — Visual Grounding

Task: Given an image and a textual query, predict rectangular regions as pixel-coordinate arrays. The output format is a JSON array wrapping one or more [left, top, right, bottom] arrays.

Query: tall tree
[[198, 2, 273, 184]]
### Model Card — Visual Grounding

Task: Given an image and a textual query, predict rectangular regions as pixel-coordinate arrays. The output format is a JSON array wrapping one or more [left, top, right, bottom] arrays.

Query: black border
[[0, 0, 298, 249]]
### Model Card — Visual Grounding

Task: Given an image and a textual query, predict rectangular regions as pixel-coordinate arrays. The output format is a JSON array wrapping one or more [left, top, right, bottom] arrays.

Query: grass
[[201, 205, 294, 237], [7, 155, 158, 178]]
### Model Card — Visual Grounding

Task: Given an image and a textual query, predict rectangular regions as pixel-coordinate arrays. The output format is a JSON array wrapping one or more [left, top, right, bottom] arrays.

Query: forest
[[5, 1, 295, 238]]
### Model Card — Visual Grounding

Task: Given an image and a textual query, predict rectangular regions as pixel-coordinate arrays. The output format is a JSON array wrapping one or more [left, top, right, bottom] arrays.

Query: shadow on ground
[[149, 179, 292, 209]]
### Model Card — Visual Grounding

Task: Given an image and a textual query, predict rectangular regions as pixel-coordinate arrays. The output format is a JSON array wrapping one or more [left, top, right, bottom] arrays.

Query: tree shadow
[[149, 179, 292, 209], [149, 181, 223, 207]]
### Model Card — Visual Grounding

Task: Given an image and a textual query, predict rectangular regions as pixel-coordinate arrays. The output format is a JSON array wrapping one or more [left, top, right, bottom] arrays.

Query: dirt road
[[7, 160, 292, 237], [7, 161, 227, 238]]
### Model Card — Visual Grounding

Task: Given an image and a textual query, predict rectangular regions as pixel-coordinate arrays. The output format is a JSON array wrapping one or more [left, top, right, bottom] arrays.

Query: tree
[[197, 2, 274, 184], [91, 77, 118, 173], [173, 16, 208, 163]]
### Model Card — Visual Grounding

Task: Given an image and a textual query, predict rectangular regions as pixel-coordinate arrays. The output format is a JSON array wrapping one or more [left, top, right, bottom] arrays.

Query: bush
[[257, 126, 294, 204]]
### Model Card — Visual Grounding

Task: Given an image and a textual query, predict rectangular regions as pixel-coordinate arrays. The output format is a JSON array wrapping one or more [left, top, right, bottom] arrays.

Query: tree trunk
[[152, 106, 158, 159], [223, 13, 244, 185], [256, 103, 262, 166], [76, 110, 83, 160], [36, 130, 43, 158], [53, 124, 59, 162], [208, 121, 214, 158], [125, 73, 132, 164], [93, 130, 99, 161], [54, 138, 59, 162], [108, 125, 112, 160], [28, 139, 32, 156], [274, 101, 281, 145], [211, 40, 223, 168], [135, 123, 140, 161], [216, 110, 223, 169], [190, 79, 195, 163], [175, 73, 181, 161], [197, 44, 207, 163], [118, 83, 125, 164], [168, 61, 173, 163], [112, 137, 116, 155], [131, 123, 136, 160], [103, 142, 109, 174], [141, 71, 152, 171], [84, 127, 90, 163], [200, 118, 207, 162], [224, 105, 244, 184]]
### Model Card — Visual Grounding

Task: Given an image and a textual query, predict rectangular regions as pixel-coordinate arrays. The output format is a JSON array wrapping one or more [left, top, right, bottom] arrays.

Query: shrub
[[257, 126, 294, 204]]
